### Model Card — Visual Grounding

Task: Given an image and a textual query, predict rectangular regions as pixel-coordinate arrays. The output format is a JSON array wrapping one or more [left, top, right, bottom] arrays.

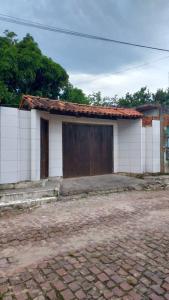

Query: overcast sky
[[1, 0, 169, 97]]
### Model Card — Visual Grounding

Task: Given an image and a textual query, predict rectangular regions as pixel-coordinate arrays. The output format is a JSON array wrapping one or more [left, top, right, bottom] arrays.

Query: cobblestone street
[[1, 190, 169, 299]]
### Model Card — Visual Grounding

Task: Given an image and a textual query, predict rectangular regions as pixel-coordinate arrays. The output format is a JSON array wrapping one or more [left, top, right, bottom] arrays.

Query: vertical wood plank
[[63, 123, 113, 178]]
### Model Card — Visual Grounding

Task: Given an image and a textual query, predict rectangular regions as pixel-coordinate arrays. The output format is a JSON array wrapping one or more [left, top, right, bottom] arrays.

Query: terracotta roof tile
[[20, 95, 142, 119]]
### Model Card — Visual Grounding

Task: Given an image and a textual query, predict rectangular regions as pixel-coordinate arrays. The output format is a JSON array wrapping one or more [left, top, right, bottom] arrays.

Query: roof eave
[[49, 108, 142, 119], [19, 95, 142, 119]]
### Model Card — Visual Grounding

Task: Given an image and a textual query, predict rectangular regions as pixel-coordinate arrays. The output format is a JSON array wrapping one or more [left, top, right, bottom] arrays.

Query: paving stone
[[52, 279, 66, 291], [40, 282, 52, 293], [106, 280, 115, 288], [97, 273, 109, 282], [63, 274, 74, 283], [15, 292, 28, 300], [103, 289, 114, 299], [86, 275, 95, 282], [126, 275, 137, 286], [152, 285, 165, 295], [128, 290, 142, 300], [46, 290, 57, 300], [140, 276, 151, 286], [111, 274, 123, 284], [81, 280, 93, 291], [68, 281, 80, 292], [1, 190, 169, 300], [112, 287, 124, 297], [56, 268, 67, 276], [95, 280, 105, 290], [89, 266, 101, 275], [61, 288, 74, 300], [120, 282, 132, 291], [75, 289, 86, 299]]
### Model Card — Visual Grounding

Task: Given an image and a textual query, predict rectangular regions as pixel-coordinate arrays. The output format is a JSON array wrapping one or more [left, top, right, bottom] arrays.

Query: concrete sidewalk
[[1, 173, 168, 209], [59, 174, 146, 196]]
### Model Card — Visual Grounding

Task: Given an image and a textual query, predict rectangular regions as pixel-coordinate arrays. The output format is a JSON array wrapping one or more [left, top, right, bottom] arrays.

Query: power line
[[0, 13, 169, 53], [1, 13, 169, 76], [112, 54, 169, 75]]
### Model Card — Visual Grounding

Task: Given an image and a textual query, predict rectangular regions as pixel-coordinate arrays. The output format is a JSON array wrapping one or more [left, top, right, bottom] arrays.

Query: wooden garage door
[[63, 123, 113, 178]]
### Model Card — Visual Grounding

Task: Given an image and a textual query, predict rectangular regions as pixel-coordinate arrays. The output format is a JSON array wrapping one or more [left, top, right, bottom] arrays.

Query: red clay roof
[[20, 95, 143, 119]]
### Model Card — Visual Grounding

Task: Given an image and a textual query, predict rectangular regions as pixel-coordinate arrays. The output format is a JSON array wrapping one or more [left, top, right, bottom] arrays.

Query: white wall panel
[[118, 119, 142, 173], [0, 107, 31, 184], [144, 120, 160, 173], [49, 115, 63, 177]]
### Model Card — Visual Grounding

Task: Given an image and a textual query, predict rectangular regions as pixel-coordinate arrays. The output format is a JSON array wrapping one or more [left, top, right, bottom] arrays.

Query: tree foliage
[[115, 87, 169, 108], [153, 88, 169, 105], [62, 83, 89, 104], [116, 87, 153, 107], [1, 31, 169, 108], [0, 31, 68, 104], [88, 92, 103, 106], [88, 92, 116, 107], [88, 87, 169, 108], [0, 81, 15, 105]]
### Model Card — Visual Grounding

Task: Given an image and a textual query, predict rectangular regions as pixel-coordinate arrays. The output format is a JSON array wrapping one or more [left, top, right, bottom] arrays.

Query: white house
[[0, 95, 161, 185]]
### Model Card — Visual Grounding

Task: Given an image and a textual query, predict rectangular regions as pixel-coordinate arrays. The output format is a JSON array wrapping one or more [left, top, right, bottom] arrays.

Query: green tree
[[116, 87, 152, 108], [88, 92, 117, 107], [88, 91, 103, 106], [0, 81, 14, 105], [102, 95, 117, 107], [0, 31, 68, 104], [62, 83, 89, 104], [153, 88, 169, 105]]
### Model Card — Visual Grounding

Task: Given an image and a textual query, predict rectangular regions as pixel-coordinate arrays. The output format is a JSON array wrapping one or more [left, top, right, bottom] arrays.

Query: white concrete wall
[[0, 107, 31, 184], [49, 116, 63, 177], [30, 110, 63, 179], [2, 106, 161, 184], [30, 109, 40, 181], [152, 121, 161, 172], [144, 120, 160, 173], [18, 110, 31, 181], [117, 119, 143, 173], [113, 124, 118, 172], [0, 108, 119, 183], [141, 127, 146, 173]]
